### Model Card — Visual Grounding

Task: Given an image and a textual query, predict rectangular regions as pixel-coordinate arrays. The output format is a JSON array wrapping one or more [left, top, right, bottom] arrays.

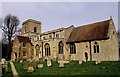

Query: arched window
[[44, 43, 50, 56], [96, 45, 99, 53], [93, 42, 99, 53], [34, 27, 37, 33], [58, 41, 64, 54], [70, 43, 76, 54], [35, 44, 40, 57], [94, 45, 96, 53], [23, 51, 26, 56], [24, 27, 26, 33]]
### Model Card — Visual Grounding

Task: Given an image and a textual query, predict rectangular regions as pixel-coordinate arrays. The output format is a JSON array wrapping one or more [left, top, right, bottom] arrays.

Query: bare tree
[[0, 14, 20, 60]]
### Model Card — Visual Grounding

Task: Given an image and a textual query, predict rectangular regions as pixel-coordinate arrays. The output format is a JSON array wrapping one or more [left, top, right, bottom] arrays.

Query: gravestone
[[27, 66, 34, 73], [79, 61, 82, 64], [38, 64, 43, 68], [95, 60, 101, 65], [1, 58, 6, 65], [20, 60, 23, 63], [1, 59, 8, 73], [47, 60, 52, 67], [59, 61, 64, 68]]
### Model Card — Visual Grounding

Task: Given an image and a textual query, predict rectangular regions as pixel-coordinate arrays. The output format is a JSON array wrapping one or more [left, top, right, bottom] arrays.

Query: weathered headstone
[[59, 61, 64, 68], [20, 60, 23, 63], [27, 66, 34, 73], [95, 60, 101, 65], [79, 61, 82, 64], [47, 60, 52, 67], [1, 58, 6, 65], [38, 64, 43, 68]]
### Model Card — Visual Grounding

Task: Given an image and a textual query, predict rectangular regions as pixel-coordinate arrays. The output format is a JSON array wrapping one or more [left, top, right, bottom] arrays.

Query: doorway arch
[[84, 52, 88, 62]]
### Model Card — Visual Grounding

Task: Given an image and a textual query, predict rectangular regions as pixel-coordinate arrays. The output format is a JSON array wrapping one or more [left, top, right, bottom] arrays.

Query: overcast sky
[[1, 2, 119, 35]]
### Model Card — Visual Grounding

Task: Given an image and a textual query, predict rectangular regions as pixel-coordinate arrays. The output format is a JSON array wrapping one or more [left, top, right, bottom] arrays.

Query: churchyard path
[[10, 61, 18, 77]]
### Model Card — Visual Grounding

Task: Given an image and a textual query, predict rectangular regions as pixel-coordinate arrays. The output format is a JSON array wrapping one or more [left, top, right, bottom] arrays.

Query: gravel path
[[10, 61, 18, 77]]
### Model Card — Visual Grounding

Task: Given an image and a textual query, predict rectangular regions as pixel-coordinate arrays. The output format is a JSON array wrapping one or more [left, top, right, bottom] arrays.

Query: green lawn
[[13, 61, 120, 76], [2, 62, 13, 77]]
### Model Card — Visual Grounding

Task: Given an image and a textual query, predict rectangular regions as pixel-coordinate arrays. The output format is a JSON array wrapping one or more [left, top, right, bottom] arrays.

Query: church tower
[[21, 19, 41, 38]]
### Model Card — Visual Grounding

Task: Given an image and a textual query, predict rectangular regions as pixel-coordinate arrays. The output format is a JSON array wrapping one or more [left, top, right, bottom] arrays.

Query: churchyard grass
[[14, 61, 120, 76]]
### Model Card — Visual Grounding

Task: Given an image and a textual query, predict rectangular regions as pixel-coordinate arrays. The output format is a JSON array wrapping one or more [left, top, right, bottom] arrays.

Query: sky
[[0, 1, 119, 38]]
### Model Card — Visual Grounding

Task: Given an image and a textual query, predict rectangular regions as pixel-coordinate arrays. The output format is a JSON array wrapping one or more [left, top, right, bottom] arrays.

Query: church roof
[[67, 19, 111, 43], [17, 36, 34, 46], [22, 19, 41, 25]]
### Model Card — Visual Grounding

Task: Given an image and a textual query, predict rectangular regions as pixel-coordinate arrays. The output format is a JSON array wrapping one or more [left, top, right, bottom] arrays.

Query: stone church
[[11, 17, 119, 62]]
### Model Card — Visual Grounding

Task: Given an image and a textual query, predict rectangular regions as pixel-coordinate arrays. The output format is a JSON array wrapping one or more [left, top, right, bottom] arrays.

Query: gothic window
[[70, 43, 76, 54], [43, 37, 46, 40], [37, 37, 39, 40], [40, 35, 42, 40], [23, 42, 26, 47], [58, 41, 64, 54], [23, 51, 26, 56], [49, 35, 52, 39], [93, 42, 99, 53], [44, 43, 50, 56], [24, 27, 26, 33], [56, 34, 59, 38], [34, 27, 37, 33], [113, 31, 115, 35], [94, 45, 96, 53]]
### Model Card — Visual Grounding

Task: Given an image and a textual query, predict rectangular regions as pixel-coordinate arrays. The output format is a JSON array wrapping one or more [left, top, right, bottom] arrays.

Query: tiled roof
[[17, 36, 34, 46], [67, 19, 111, 43], [22, 19, 41, 25]]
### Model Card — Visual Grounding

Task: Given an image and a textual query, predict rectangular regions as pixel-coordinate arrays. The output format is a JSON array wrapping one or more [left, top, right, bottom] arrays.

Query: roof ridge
[[75, 19, 111, 29]]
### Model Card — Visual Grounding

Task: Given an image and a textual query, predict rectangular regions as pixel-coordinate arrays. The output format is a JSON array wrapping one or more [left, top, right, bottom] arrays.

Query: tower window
[[34, 27, 37, 33], [56, 34, 59, 38], [43, 37, 46, 40], [49, 35, 52, 39], [24, 27, 26, 33], [23, 42, 26, 47]]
